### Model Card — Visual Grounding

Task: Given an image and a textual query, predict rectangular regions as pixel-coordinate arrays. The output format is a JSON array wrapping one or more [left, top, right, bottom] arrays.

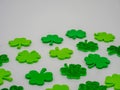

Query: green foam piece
[[1, 85, 24, 90], [25, 68, 53, 86], [0, 54, 9, 66], [16, 50, 41, 64], [9, 37, 31, 49]]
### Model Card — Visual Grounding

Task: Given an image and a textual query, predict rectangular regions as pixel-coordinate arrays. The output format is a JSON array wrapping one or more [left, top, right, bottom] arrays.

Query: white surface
[[0, 0, 120, 90]]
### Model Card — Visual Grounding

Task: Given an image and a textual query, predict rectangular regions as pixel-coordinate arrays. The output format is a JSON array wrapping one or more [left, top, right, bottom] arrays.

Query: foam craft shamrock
[[16, 50, 41, 64], [60, 63, 87, 79], [1, 85, 24, 90], [107, 45, 120, 57], [25, 68, 53, 86], [84, 54, 110, 69], [41, 34, 63, 46], [0, 68, 13, 85], [49, 47, 73, 60], [46, 84, 69, 90], [76, 40, 99, 52], [9, 38, 31, 49], [0, 54, 9, 66], [66, 29, 86, 39], [78, 81, 107, 90], [105, 74, 120, 90], [94, 32, 115, 42]]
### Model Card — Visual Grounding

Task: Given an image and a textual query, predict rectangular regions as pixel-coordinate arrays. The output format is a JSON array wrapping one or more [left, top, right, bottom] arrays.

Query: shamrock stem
[[17, 44, 21, 49], [40, 68, 47, 74], [88, 64, 95, 68], [3, 77, 13, 81], [49, 41, 53, 46], [64, 63, 68, 69]]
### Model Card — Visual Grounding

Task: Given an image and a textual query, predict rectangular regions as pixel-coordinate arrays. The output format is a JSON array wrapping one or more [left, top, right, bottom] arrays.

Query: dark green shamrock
[[1, 85, 24, 90], [0, 54, 9, 66]]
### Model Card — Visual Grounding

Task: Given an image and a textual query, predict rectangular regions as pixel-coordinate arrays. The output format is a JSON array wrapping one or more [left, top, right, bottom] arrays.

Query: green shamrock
[[60, 63, 87, 79], [0, 54, 9, 66], [25, 68, 53, 86], [46, 84, 69, 90], [105, 74, 120, 90], [84, 54, 110, 69], [1, 85, 24, 90], [41, 34, 63, 46], [16, 50, 41, 64], [0, 68, 13, 85], [78, 81, 107, 90], [66, 29, 86, 39], [49, 47, 73, 60], [94, 32, 115, 42], [76, 40, 99, 52]]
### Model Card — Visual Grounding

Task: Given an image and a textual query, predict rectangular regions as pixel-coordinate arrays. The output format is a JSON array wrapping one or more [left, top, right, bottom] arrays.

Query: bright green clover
[[105, 74, 120, 90], [46, 84, 69, 90], [60, 63, 87, 79], [25, 68, 53, 86], [9, 38, 31, 49], [41, 34, 63, 46], [16, 50, 41, 64], [76, 40, 99, 52], [1, 85, 24, 90], [66, 29, 86, 39], [94, 32, 115, 42], [49, 47, 73, 60], [0, 68, 13, 85], [84, 54, 110, 69], [78, 81, 107, 90], [0, 54, 9, 66]]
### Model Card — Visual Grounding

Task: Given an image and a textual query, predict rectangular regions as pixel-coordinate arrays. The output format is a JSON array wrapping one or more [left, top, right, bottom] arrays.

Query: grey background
[[0, 0, 120, 90]]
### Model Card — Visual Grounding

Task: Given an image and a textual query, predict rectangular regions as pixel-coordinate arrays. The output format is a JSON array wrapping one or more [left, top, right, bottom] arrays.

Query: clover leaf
[[25, 68, 53, 86], [66, 29, 86, 39], [49, 47, 73, 60], [107, 45, 120, 57], [0, 54, 9, 66], [78, 81, 107, 90], [94, 32, 115, 42], [76, 40, 99, 52], [9, 38, 31, 49], [41, 34, 63, 46], [16, 50, 41, 64], [0, 68, 13, 85], [105, 74, 120, 90], [84, 54, 110, 69], [60, 63, 87, 79], [1, 85, 24, 90], [46, 84, 69, 90]]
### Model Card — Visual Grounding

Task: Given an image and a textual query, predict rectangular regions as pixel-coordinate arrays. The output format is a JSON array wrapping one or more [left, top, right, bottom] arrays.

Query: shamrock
[[0, 54, 9, 66], [107, 45, 120, 57], [78, 81, 107, 90], [46, 84, 69, 90], [76, 40, 99, 52], [94, 32, 115, 42], [105, 74, 120, 90], [41, 34, 63, 46], [49, 47, 73, 60], [84, 54, 110, 69], [1, 85, 24, 90], [0, 68, 13, 85], [9, 38, 31, 49], [66, 29, 86, 39], [16, 50, 41, 64], [60, 63, 87, 79], [25, 68, 53, 86]]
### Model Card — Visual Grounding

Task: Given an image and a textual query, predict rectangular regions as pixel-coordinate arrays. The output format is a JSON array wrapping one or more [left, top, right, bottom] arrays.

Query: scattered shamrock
[[60, 63, 87, 79], [41, 34, 63, 46], [1, 85, 24, 90], [66, 29, 86, 39], [78, 81, 107, 90], [25, 68, 53, 86], [94, 32, 115, 42], [16, 50, 41, 64], [107, 45, 120, 57], [0, 68, 13, 85], [105, 74, 120, 90], [49, 47, 73, 60], [84, 54, 110, 69], [9, 37, 31, 49], [46, 84, 69, 90], [0, 54, 9, 66], [76, 40, 99, 52]]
